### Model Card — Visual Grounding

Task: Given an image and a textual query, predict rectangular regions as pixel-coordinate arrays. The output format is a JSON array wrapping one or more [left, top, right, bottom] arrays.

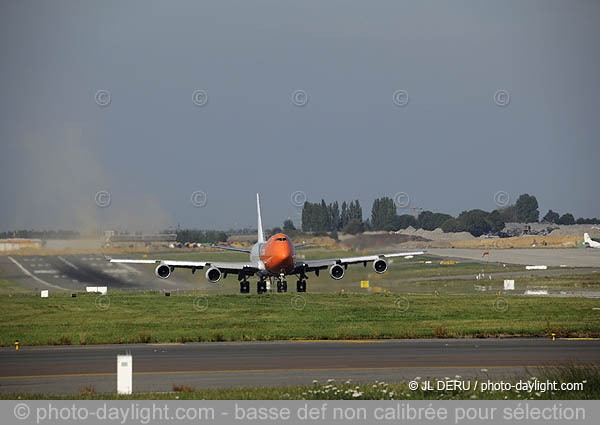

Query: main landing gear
[[238, 276, 306, 294], [296, 279, 307, 293]]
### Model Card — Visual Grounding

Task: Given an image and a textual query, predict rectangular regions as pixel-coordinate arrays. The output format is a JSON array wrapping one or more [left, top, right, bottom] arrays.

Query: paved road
[[1, 339, 598, 395], [429, 248, 600, 268]]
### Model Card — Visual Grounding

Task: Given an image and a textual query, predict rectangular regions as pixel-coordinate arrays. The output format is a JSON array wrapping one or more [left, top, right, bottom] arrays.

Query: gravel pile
[[395, 226, 475, 242]]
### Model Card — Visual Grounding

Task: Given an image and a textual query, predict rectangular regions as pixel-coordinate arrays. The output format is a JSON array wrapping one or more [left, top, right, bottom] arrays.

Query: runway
[[429, 248, 600, 268], [0, 254, 198, 292], [1, 339, 598, 395]]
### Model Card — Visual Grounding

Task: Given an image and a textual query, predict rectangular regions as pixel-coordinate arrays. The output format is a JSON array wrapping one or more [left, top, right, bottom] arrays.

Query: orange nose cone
[[262, 234, 295, 274]]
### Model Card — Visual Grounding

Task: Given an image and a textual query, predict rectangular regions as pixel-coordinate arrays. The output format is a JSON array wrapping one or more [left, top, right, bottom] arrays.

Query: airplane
[[583, 233, 600, 249], [109, 194, 425, 293]]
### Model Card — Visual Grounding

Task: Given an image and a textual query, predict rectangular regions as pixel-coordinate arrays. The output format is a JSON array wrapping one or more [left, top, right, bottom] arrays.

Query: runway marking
[[0, 365, 544, 380], [7, 257, 67, 290], [58, 256, 79, 270], [23, 346, 115, 351], [295, 339, 385, 344], [33, 270, 59, 274], [12, 341, 388, 351], [562, 337, 600, 340]]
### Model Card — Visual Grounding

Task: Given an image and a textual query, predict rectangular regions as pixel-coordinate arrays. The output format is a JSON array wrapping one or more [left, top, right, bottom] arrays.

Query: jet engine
[[329, 264, 345, 280], [155, 263, 171, 279], [373, 259, 388, 274], [205, 266, 222, 283]]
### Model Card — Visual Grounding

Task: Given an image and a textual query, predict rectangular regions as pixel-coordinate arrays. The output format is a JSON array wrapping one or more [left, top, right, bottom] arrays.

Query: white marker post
[[117, 354, 133, 394], [526, 265, 548, 270], [40, 290, 49, 298], [504, 280, 515, 290]]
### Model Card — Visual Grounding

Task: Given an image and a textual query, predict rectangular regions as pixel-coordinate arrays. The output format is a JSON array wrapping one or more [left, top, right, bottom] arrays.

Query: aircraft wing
[[294, 251, 425, 272], [209, 245, 252, 253], [109, 258, 260, 274]]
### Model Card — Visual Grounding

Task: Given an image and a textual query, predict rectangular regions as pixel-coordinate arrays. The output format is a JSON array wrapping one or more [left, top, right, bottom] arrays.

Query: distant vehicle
[[109, 194, 424, 293], [583, 233, 600, 249]]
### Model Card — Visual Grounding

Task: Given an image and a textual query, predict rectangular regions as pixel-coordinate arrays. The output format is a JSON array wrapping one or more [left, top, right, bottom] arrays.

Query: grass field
[[3, 365, 598, 400], [1, 291, 599, 346], [0, 277, 31, 295]]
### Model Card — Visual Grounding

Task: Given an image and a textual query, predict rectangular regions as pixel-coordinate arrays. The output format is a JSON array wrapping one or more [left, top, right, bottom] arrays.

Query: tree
[[558, 213, 575, 225], [441, 218, 465, 233], [497, 205, 518, 223], [283, 219, 297, 236], [417, 211, 453, 231], [301, 202, 312, 232], [330, 201, 340, 231], [320, 200, 330, 231], [340, 201, 349, 229], [371, 197, 397, 230], [575, 217, 600, 224], [301, 199, 349, 233], [457, 209, 492, 237], [486, 210, 505, 233], [343, 218, 363, 235], [349, 200, 363, 222], [176, 229, 228, 244], [515, 194, 539, 223], [543, 210, 560, 224], [269, 227, 283, 236], [391, 214, 417, 230]]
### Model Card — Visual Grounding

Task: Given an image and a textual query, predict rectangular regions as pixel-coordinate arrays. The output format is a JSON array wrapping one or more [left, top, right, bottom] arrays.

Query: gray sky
[[1, 0, 599, 233]]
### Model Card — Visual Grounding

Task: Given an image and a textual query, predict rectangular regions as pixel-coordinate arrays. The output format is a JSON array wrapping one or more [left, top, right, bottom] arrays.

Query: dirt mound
[[453, 234, 582, 249], [396, 227, 475, 242], [341, 233, 430, 250]]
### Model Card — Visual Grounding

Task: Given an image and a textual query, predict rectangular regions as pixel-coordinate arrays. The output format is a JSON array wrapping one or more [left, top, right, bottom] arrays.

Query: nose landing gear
[[277, 279, 288, 293], [257, 279, 267, 294]]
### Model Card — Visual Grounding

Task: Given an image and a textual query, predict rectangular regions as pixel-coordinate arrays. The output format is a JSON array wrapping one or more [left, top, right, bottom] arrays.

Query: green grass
[[392, 272, 600, 296], [1, 292, 599, 346], [0, 278, 32, 295], [0, 267, 34, 295], [3, 365, 598, 400]]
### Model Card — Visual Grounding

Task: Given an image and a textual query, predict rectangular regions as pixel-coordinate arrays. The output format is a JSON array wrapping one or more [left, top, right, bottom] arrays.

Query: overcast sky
[[1, 0, 599, 233]]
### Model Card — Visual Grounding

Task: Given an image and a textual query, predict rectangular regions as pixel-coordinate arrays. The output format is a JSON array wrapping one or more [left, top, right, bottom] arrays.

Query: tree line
[[175, 229, 228, 244], [301, 200, 363, 235], [0, 229, 80, 239], [299, 193, 599, 237]]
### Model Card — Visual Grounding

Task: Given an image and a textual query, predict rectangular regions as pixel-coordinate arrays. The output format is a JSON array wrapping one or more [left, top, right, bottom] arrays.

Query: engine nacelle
[[373, 259, 388, 274], [155, 263, 171, 279], [205, 266, 222, 283], [329, 264, 345, 280]]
